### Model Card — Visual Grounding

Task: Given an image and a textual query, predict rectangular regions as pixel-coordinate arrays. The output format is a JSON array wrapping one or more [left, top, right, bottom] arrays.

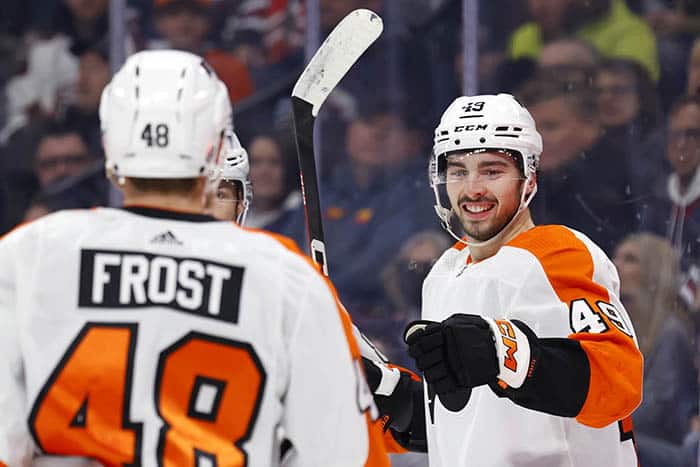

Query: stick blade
[[292, 8, 383, 115]]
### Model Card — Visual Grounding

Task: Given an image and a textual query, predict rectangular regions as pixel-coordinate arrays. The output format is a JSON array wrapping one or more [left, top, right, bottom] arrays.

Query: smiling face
[[445, 151, 526, 242]]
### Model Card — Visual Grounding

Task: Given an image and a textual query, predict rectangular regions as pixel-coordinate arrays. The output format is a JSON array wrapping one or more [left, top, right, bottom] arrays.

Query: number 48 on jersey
[[30, 322, 266, 466]]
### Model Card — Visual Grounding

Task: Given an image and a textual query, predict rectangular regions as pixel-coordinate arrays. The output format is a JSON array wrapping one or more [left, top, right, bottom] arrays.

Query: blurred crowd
[[0, 1, 699, 466]]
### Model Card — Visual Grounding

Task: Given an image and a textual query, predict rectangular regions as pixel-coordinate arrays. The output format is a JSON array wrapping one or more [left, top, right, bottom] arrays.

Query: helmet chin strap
[[449, 177, 537, 249]]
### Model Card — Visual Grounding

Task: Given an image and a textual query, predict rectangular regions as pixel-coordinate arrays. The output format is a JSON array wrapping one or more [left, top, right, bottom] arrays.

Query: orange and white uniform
[[421, 225, 642, 467], [0, 206, 389, 467]]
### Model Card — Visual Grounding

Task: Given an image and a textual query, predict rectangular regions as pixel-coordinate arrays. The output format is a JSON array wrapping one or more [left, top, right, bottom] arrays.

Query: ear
[[525, 173, 537, 196]]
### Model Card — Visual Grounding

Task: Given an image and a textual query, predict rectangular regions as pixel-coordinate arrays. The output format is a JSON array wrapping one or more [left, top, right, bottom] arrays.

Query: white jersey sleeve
[[0, 225, 35, 466], [282, 266, 372, 466]]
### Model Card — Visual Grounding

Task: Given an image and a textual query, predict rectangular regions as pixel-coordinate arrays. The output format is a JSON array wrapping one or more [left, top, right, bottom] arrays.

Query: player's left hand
[[405, 314, 535, 394], [405, 315, 498, 393], [404, 320, 458, 394]]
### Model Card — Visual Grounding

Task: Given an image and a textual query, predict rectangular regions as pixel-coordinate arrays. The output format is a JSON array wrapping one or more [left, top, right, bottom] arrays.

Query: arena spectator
[[245, 133, 304, 245], [314, 0, 437, 175], [596, 59, 659, 132], [643, 96, 700, 270], [645, 0, 700, 105], [378, 230, 450, 365], [688, 38, 700, 96], [150, 0, 254, 102], [509, 0, 660, 81], [61, 43, 111, 157], [311, 103, 435, 313], [614, 233, 698, 467], [48, 0, 111, 55], [0, 37, 77, 148], [595, 59, 664, 191], [213, 0, 305, 68], [33, 127, 94, 190], [519, 77, 639, 253], [0, 0, 138, 154]]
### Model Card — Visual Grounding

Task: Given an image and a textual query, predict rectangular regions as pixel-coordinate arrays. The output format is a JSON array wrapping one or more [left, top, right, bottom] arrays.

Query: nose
[[461, 173, 487, 199]]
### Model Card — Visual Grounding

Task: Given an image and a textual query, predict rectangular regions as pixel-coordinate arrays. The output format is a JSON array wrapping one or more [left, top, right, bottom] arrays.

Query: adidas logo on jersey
[[151, 230, 182, 245]]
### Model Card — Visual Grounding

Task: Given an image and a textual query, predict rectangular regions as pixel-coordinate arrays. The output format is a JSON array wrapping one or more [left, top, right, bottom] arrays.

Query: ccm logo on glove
[[405, 314, 535, 394]]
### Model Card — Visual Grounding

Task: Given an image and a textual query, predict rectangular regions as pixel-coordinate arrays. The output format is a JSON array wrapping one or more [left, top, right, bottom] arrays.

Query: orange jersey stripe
[[382, 426, 409, 454], [508, 225, 642, 428], [241, 226, 391, 466]]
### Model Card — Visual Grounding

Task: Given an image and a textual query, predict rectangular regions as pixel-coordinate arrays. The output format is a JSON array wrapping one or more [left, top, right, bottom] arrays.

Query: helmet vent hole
[[496, 126, 508, 131], [441, 130, 449, 136], [454, 139, 460, 145], [479, 137, 486, 143], [514, 127, 523, 132], [200, 61, 213, 76]]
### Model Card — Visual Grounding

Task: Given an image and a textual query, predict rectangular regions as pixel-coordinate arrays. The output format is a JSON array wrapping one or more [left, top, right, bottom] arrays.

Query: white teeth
[[464, 204, 493, 213]]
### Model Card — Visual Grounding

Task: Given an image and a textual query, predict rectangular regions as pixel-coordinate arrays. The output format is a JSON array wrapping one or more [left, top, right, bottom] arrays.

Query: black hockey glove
[[405, 314, 535, 395], [361, 357, 427, 451], [404, 320, 460, 394], [362, 357, 416, 432]]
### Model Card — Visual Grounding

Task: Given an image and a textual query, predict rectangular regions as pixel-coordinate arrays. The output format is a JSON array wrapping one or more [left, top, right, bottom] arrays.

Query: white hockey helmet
[[99, 50, 232, 180], [214, 130, 252, 225], [430, 94, 543, 243]]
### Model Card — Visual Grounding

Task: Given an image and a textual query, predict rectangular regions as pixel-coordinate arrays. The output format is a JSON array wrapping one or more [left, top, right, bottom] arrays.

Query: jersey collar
[[121, 205, 218, 223]]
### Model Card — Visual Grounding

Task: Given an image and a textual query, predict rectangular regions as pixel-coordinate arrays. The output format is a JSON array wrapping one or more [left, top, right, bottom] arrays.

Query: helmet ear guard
[[214, 130, 252, 225]]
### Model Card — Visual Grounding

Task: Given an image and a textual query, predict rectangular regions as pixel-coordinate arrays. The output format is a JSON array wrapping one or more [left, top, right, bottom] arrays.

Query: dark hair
[[516, 74, 597, 120], [77, 38, 110, 63], [247, 131, 300, 202], [595, 58, 660, 131], [39, 121, 86, 142], [155, 0, 210, 17], [668, 94, 700, 120]]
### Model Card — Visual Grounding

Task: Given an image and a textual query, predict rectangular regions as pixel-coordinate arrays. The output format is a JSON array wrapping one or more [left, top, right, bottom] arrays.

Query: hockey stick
[[291, 8, 383, 277]]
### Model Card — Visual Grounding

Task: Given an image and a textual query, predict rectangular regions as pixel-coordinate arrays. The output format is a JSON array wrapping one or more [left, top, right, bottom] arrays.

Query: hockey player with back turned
[[0, 50, 389, 466], [365, 93, 643, 466]]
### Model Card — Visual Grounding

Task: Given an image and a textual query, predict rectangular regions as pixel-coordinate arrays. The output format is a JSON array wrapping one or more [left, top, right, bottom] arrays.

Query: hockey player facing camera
[[366, 94, 643, 466], [0, 50, 389, 466]]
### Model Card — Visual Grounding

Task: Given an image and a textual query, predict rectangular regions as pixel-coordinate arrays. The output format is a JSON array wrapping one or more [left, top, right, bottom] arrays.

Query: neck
[[122, 193, 205, 214], [469, 209, 535, 262]]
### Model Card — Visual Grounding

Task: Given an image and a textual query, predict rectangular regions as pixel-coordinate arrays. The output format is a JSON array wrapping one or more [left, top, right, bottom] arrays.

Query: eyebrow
[[446, 159, 511, 169]]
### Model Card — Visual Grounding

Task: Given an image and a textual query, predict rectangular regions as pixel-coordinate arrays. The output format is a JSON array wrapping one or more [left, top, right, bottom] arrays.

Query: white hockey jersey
[[421, 225, 642, 467], [0, 206, 389, 467]]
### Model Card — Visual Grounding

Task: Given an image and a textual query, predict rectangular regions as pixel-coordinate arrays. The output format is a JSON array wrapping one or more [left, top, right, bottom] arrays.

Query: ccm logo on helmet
[[78, 249, 244, 323], [454, 124, 488, 132]]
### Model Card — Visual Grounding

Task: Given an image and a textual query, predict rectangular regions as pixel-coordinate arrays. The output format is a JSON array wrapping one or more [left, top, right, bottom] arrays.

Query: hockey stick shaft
[[291, 96, 327, 273], [291, 9, 383, 277]]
